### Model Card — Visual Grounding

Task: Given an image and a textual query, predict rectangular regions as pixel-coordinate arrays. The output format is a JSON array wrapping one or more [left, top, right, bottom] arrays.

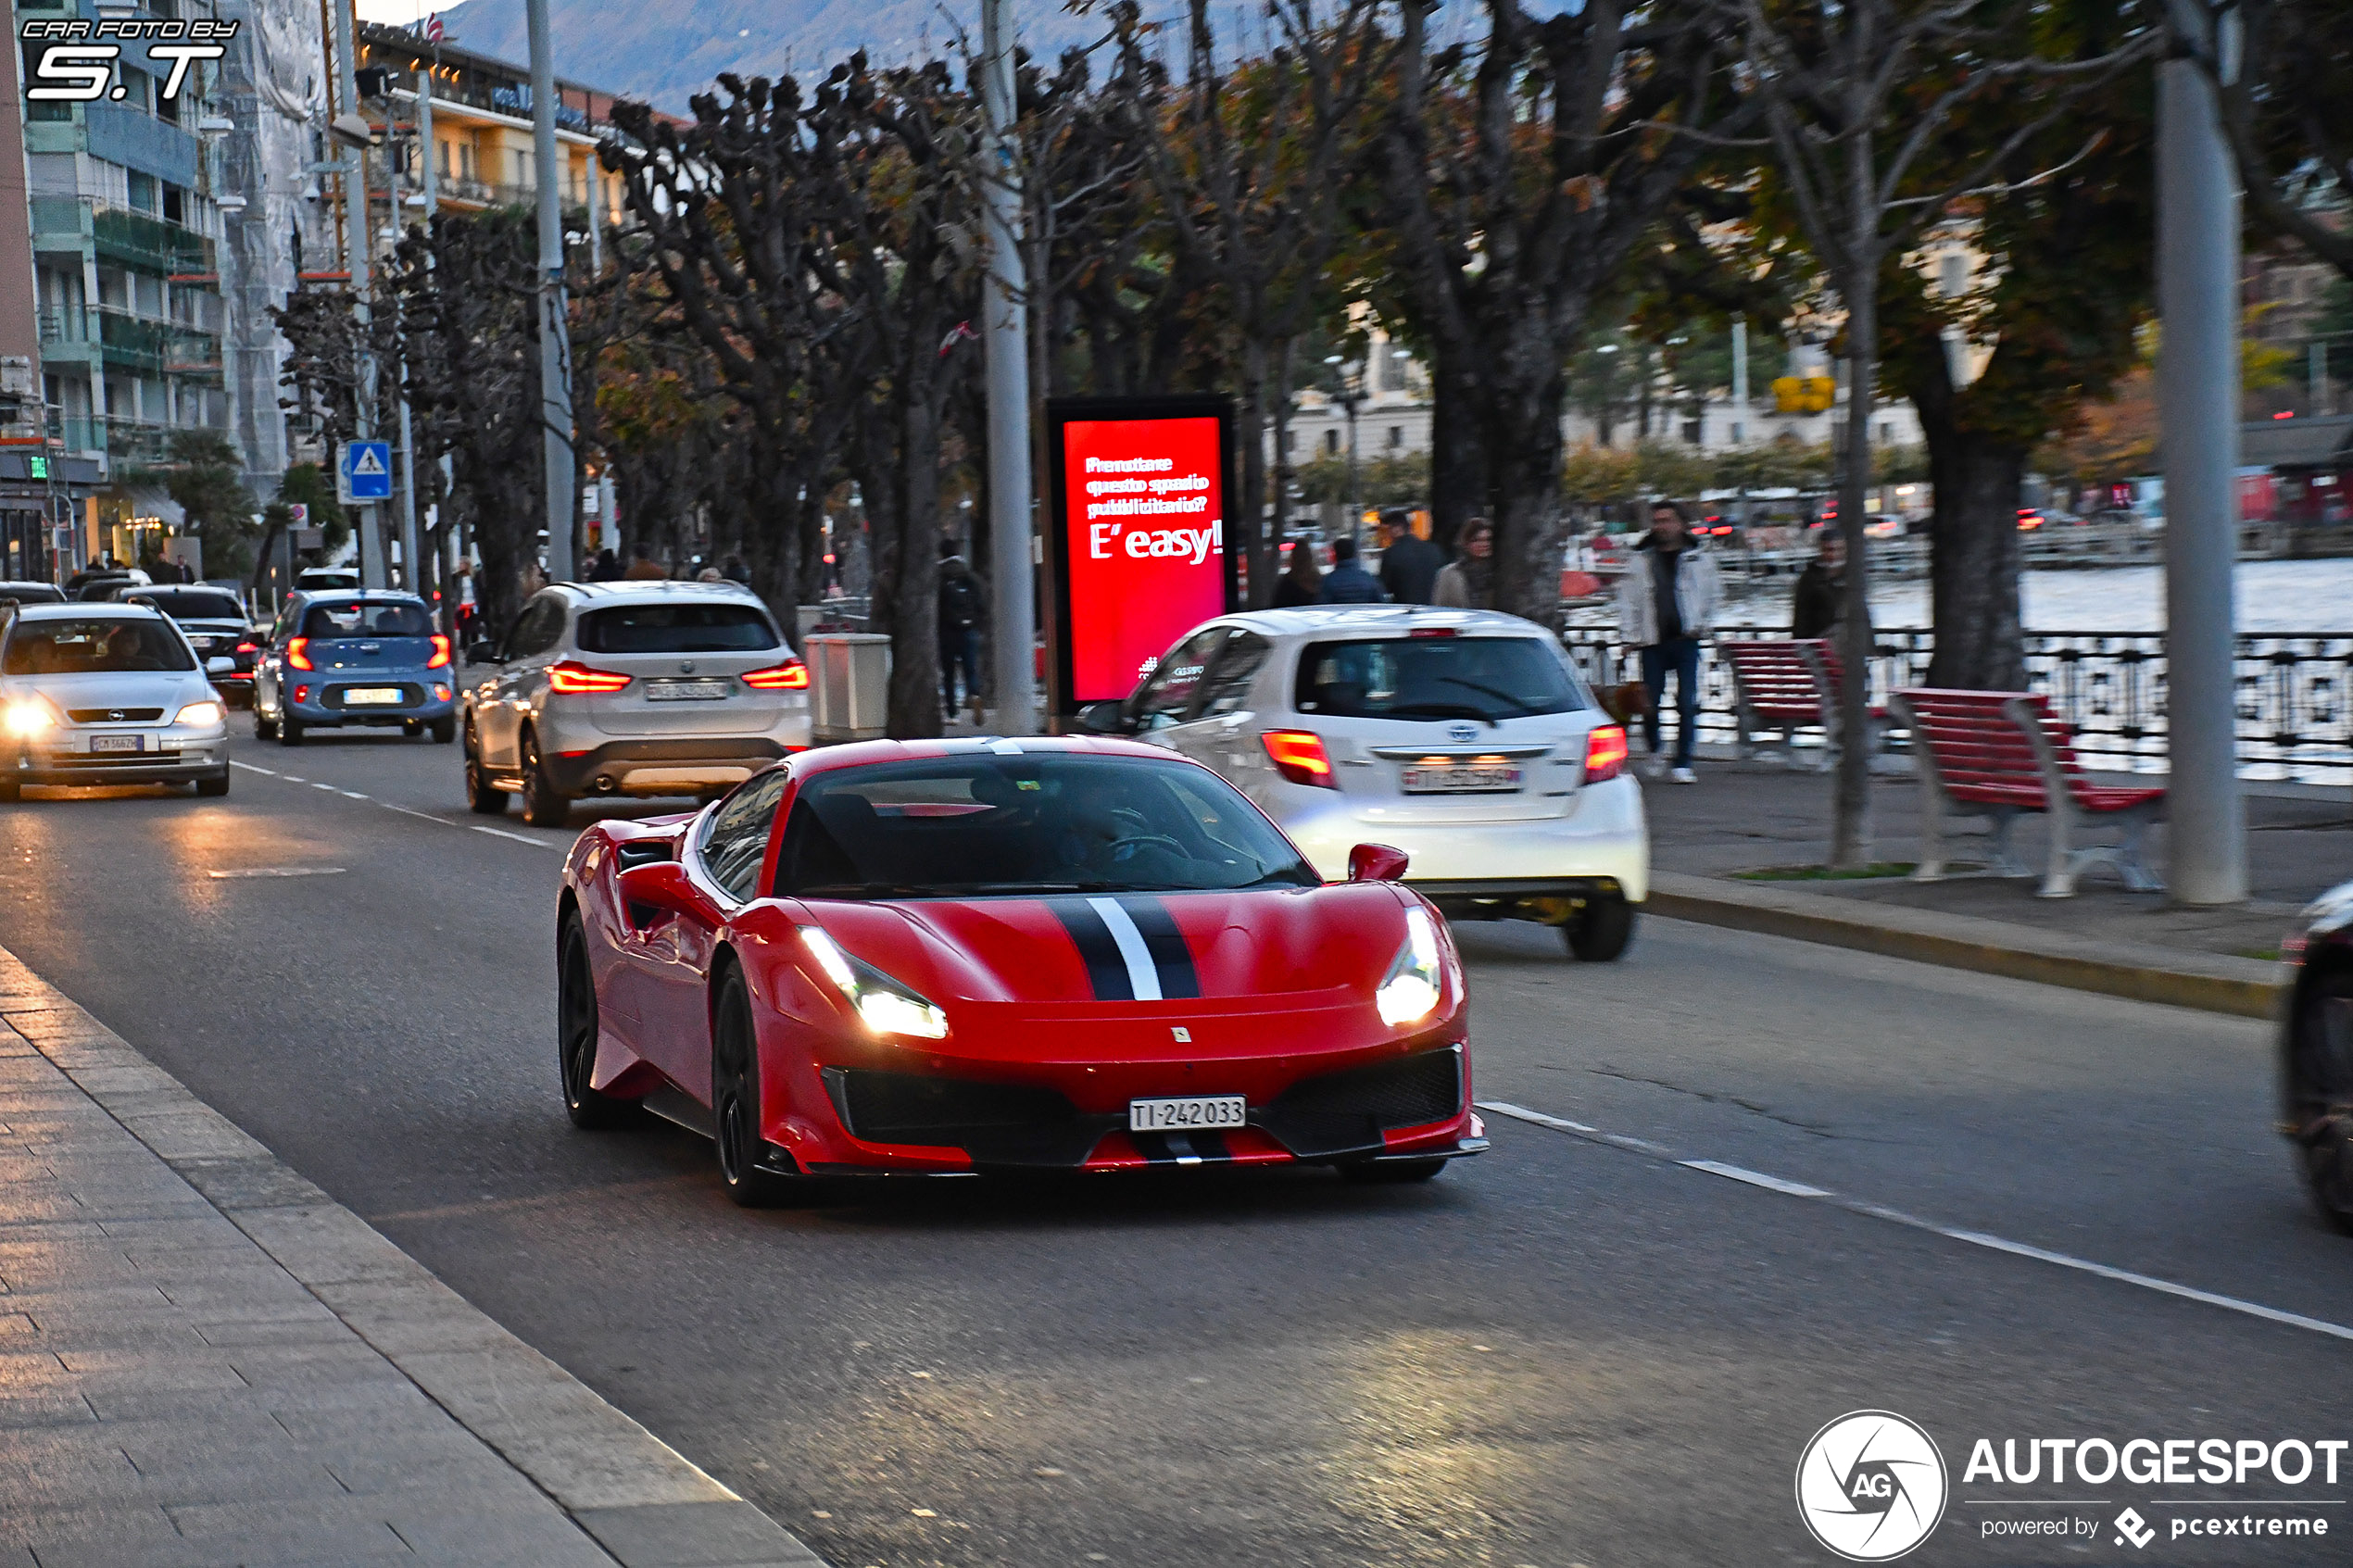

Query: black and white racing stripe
[[1047, 896, 1202, 1001]]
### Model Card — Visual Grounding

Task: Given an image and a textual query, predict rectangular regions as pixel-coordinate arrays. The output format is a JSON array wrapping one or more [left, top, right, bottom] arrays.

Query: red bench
[[1721, 639, 1882, 768], [1888, 688, 2165, 897]]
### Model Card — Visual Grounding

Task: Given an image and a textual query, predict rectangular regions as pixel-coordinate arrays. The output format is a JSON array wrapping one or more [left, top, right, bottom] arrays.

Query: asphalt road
[[4, 730, 2349, 1568]]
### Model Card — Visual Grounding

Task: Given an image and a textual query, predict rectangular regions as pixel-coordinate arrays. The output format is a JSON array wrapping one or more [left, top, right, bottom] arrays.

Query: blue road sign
[[340, 441, 393, 502]]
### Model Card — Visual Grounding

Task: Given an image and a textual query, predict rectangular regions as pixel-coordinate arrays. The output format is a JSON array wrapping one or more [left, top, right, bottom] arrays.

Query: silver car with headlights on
[[0, 602, 232, 800], [459, 581, 812, 827], [1076, 606, 1648, 960]]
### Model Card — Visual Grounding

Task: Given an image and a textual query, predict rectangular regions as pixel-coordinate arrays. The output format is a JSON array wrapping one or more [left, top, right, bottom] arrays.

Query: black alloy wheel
[[520, 732, 569, 828], [559, 912, 639, 1129], [712, 966, 794, 1207], [1563, 894, 1635, 961], [463, 722, 508, 815], [194, 771, 229, 797], [2287, 964, 2353, 1236]]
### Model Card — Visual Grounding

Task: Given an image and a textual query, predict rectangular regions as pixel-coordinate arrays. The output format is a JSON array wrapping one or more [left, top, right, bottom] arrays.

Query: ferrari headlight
[[4, 698, 53, 737], [172, 699, 224, 727], [799, 925, 950, 1040], [1375, 906, 1444, 1027]]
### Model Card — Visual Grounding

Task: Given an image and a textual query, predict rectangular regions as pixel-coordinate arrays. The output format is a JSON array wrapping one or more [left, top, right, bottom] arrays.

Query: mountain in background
[[433, 0, 1114, 110]]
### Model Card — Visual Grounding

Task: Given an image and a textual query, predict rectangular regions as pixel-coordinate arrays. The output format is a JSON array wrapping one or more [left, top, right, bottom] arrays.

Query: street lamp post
[[2158, 0, 2246, 904], [528, 0, 574, 583], [979, 0, 1036, 734], [1325, 353, 1366, 546]]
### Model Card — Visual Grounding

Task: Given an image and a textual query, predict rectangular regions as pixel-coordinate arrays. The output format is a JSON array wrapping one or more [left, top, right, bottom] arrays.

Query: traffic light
[[1772, 375, 1836, 414]]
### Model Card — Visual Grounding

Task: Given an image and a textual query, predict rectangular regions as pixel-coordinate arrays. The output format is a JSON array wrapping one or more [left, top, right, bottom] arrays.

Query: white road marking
[[206, 867, 347, 880], [1681, 1159, 1831, 1198], [1087, 896, 1162, 1000], [470, 824, 561, 849], [338, 790, 368, 800], [1475, 1098, 2353, 1346], [233, 762, 276, 776]]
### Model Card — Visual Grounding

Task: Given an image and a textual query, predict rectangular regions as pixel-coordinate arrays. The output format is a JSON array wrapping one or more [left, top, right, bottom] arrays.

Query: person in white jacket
[[1614, 502, 1721, 782]]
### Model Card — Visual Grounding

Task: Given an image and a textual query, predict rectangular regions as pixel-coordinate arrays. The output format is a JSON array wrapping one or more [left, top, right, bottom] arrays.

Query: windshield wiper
[[1431, 675, 1540, 718], [1378, 702, 1495, 723]]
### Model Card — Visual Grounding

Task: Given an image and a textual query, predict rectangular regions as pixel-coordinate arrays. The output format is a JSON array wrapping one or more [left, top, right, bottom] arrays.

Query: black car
[[2284, 883, 2353, 1234], [120, 585, 260, 708], [0, 581, 65, 607]]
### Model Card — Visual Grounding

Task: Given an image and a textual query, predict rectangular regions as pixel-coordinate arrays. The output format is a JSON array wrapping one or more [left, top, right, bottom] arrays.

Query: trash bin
[[804, 633, 891, 743]]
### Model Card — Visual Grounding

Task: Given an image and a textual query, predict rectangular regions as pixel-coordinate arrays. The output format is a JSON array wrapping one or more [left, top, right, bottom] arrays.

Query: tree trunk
[[1923, 423, 2027, 690], [1239, 335, 1276, 608], [1270, 337, 1297, 561], [1485, 377, 1567, 622], [1426, 339, 1490, 553]]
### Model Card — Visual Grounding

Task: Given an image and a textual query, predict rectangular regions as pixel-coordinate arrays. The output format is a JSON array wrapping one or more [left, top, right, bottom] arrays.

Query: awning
[[2241, 415, 2353, 470]]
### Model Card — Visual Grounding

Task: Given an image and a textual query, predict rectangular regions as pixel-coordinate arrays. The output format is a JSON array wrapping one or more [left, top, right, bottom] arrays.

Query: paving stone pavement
[[0, 942, 823, 1568]]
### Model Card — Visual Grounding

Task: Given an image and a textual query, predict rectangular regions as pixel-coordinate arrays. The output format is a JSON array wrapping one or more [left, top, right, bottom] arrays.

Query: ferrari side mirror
[[1347, 843, 1410, 883], [617, 859, 709, 928]]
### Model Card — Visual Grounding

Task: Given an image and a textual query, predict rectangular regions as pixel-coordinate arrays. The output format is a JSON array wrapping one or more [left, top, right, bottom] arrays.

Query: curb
[[1643, 872, 2287, 1021], [0, 941, 825, 1568]]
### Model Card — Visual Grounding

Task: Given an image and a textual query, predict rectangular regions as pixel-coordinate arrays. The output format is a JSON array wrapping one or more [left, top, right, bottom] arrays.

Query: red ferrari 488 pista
[[557, 736, 1484, 1203]]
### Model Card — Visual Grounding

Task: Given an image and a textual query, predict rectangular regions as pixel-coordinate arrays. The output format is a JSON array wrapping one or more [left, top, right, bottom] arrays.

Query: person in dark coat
[[1375, 510, 1443, 603], [937, 544, 988, 721], [1792, 530, 1844, 640], [1318, 536, 1388, 604], [1273, 535, 1324, 608]]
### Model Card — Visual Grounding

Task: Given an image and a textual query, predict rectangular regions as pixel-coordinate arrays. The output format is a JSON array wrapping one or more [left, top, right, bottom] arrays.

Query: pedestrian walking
[[722, 553, 750, 585], [1376, 509, 1443, 604], [584, 547, 620, 583], [1791, 529, 1843, 640], [937, 542, 988, 723], [1615, 501, 1720, 784], [1318, 536, 1387, 604], [622, 542, 667, 581], [1273, 535, 1323, 608], [1432, 517, 1495, 608]]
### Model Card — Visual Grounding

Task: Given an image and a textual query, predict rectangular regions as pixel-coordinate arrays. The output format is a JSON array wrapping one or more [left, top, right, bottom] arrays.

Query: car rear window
[[0, 583, 65, 605], [300, 601, 432, 639], [3, 618, 195, 675], [577, 603, 778, 654], [128, 590, 245, 621], [1294, 635, 1584, 722], [774, 754, 1317, 897]]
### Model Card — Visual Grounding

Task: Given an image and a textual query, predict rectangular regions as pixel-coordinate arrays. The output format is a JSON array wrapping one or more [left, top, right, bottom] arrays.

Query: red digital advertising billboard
[[1047, 395, 1237, 710]]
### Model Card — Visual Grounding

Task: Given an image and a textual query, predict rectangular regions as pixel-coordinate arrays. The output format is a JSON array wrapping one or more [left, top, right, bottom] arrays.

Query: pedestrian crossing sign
[[338, 441, 394, 503]]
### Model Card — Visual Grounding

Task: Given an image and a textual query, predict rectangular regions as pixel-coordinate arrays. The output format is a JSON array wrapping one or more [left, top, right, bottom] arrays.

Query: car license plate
[[1399, 764, 1523, 793], [1129, 1094, 1246, 1133], [342, 687, 403, 706], [90, 734, 144, 753], [646, 679, 733, 702]]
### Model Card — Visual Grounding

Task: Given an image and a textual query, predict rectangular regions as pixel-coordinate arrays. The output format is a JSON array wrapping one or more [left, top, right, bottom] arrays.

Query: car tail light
[[739, 660, 809, 690], [426, 634, 452, 670], [1262, 730, 1337, 788], [235, 641, 257, 655], [1407, 626, 1458, 638], [547, 660, 633, 694], [1584, 724, 1629, 783], [293, 684, 309, 704], [286, 636, 312, 671]]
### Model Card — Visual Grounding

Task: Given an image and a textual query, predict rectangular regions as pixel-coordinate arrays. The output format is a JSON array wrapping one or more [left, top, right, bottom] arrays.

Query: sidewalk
[[0, 943, 822, 1568], [1635, 752, 2353, 1016]]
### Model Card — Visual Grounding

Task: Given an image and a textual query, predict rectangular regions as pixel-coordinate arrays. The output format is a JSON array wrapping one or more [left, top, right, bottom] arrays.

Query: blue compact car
[[253, 591, 459, 746]]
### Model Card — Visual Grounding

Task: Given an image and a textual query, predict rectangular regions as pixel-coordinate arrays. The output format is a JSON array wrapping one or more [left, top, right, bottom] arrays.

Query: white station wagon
[[1077, 606, 1649, 960]]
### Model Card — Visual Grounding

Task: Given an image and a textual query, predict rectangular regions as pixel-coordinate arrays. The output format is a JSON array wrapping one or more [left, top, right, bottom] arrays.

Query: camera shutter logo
[[1794, 1411, 1948, 1562]]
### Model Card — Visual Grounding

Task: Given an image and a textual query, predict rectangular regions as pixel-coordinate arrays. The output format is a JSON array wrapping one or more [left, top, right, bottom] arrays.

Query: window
[[772, 754, 1316, 898], [127, 171, 158, 215], [1323, 430, 1340, 455], [1294, 636, 1585, 723], [503, 596, 567, 659], [699, 770, 790, 902], [300, 600, 432, 639], [1282, 431, 1296, 454], [4, 618, 194, 675], [1682, 420, 1703, 444], [1194, 632, 1271, 718], [126, 590, 245, 621], [1386, 426, 1403, 450], [575, 602, 777, 654], [1131, 628, 1225, 728]]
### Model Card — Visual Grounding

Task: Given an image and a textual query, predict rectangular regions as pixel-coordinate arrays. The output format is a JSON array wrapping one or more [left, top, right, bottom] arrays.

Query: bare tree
[[2184, 0, 2353, 283]]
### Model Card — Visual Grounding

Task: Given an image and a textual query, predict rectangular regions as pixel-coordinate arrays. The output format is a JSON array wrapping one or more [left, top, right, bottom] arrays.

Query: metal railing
[[1560, 626, 2353, 780]]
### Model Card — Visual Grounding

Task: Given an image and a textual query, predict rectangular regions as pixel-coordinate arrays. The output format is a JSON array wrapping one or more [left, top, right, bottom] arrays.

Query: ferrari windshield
[[775, 753, 1319, 897]]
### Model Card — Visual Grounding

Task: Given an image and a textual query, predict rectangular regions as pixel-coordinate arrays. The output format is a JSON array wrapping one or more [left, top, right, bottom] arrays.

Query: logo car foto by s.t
[[1796, 1411, 1950, 1562]]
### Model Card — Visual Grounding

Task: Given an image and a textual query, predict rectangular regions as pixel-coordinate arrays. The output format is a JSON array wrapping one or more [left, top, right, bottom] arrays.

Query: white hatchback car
[[460, 581, 812, 827], [0, 602, 232, 800], [1077, 606, 1648, 959]]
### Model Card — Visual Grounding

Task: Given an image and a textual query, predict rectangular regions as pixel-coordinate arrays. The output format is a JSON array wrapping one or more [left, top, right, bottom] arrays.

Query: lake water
[[1707, 558, 2353, 633]]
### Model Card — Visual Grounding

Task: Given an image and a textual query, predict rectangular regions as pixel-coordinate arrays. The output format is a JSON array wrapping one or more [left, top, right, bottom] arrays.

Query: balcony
[[94, 308, 221, 381], [93, 206, 213, 278], [102, 418, 177, 467]]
